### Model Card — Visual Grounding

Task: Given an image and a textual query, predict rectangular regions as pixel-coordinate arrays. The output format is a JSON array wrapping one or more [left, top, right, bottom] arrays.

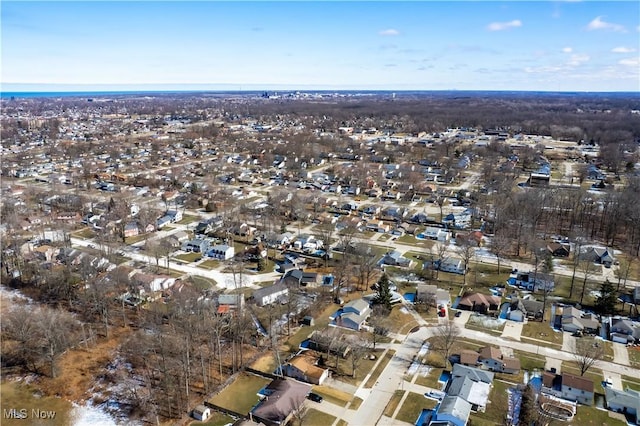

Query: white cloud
[[379, 29, 399, 36], [487, 20, 522, 31], [562, 47, 573, 53], [612, 46, 636, 53], [619, 57, 640, 66], [587, 16, 626, 32], [567, 53, 590, 66]]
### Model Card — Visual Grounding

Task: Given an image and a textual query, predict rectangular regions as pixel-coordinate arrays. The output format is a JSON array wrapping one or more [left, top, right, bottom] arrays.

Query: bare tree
[[490, 229, 511, 275], [454, 234, 475, 287], [431, 321, 460, 368], [350, 339, 372, 378], [368, 305, 391, 350], [571, 338, 604, 376]]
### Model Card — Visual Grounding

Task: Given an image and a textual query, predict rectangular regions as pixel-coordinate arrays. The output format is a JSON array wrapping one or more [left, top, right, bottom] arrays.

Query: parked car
[[425, 390, 445, 400], [307, 392, 323, 403]]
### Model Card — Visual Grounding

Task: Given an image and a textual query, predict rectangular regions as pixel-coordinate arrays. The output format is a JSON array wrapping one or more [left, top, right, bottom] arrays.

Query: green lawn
[[198, 259, 221, 270], [363, 350, 396, 388], [414, 367, 444, 389], [628, 346, 640, 367], [0, 381, 73, 426], [190, 275, 217, 290], [175, 252, 204, 262], [189, 411, 235, 426], [383, 390, 405, 417], [520, 320, 563, 349], [572, 405, 628, 425], [395, 392, 437, 424], [310, 385, 351, 407], [176, 214, 200, 225], [124, 234, 148, 245], [304, 408, 336, 425], [73, 227, 95, 239], [470, 380, 511, 425], [512, 350, 547, 371], [208, 373, 270, 415]]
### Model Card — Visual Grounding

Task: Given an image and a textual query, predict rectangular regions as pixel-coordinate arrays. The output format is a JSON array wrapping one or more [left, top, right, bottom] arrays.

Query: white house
[[439, 258, 466, 275], [253, 282, 289, 306], [208, 244, 234, 260], [561, 373, 594, 405]]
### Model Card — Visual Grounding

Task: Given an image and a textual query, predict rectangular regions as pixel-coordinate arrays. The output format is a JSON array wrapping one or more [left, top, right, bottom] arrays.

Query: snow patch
[[70, 403, 117, 426]]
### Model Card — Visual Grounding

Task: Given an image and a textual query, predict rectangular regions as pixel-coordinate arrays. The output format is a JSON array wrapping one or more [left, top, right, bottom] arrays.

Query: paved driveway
[[612, 342, 630, 366], [501, 321, 523, 341], [453, 310, 471, 326], [561, 332, 576, 353]]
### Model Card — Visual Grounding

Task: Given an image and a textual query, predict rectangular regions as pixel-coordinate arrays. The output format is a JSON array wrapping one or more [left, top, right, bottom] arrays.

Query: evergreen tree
[[595, 279, 617, 315], [373, 274, 392, 311]]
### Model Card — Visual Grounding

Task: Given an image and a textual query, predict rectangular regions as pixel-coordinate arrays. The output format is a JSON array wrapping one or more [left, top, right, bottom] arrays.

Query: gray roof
[[344, 299, 370, 315], [253, 282, 289, 301], [446, 375, 492, 408], [605, 387, 640, 413], [451, 364, 495, 384], [252, 378, 311, 424], [436, 395, 472, 424]]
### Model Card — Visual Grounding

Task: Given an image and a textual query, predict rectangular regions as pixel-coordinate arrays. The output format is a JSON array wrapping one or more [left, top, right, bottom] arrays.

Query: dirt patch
[[37, 327, 130, 402]]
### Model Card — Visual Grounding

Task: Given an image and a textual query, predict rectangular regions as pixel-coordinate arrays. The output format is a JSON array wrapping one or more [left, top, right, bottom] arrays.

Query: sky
[[2, 1, 639, 92]]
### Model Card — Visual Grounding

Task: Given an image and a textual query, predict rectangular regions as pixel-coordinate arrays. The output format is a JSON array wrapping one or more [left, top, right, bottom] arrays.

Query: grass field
[[628, 346, 640, 367], [573, 405, 628, 425], [0, 381, 73, 426], [73, 227, 95, 239], [470, 379, 512, 425], [414, 367, 444, 389], [198, 259, 221, 269], [189, 275, 217, 290], [208, 373, 270, 415]]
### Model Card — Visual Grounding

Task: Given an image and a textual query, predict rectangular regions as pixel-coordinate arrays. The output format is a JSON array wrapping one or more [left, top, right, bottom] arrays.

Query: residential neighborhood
[[1, 91, 639, 426]]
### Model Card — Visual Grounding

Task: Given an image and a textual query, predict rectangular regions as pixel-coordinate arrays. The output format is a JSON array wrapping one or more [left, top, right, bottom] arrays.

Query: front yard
[[520, 320, 563, 349], [395, 391, 437, 424]]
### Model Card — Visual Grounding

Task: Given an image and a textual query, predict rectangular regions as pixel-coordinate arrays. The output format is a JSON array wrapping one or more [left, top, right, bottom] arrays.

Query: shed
[[192, 404, 211, 421]]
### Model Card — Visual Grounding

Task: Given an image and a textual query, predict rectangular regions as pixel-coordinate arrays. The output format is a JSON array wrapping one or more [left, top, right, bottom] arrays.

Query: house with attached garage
[[560, 306, 599, 335], [380, 250, 411, 267], [330, 299, 371, 331], [280, 351, 330, 385], [477, 346, 521, 374], [561, 373, 594, 405], [253, 282, 289, 307], [424, 396, 472, 426], [609, 318, 640, 344], [605, 387, 640, 424]]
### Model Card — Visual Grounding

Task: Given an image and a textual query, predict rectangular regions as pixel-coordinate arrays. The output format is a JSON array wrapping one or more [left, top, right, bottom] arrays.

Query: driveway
[[561, 332, 576, 353], [501, 321, 523, 341], [612, 342, 630, 366], [545, 357, 562, 374], [453, 310, 471, 326]]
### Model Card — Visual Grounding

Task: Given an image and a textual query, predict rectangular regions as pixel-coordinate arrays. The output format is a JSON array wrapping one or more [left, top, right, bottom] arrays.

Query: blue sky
[[2, 1, 639, 92]]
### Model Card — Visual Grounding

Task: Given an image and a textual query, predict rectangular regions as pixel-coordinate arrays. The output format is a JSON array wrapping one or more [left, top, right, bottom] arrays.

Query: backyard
[[208, 373, 270, 415]]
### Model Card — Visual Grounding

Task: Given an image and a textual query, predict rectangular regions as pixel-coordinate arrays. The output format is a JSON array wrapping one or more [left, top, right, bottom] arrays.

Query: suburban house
[[165, 209, 183, 223], [547, 242, 570, 257], [580, 246, 616, 267], [446, 375, 491, 412], [331, 299, 371, 331], [217, 294, 244, 314], [457, 293, 502, 314], [124, 222, 140, 238], [422, 226, 451, 242], [281, 351, 330, 385], [609, 318, 640, 344], [253, 282, 289, 307], [265, 232, 294, 248], [560, 306, 599, 335], [182, 239, 210, 253], [505, 298, 544, 322], [560, 373, 594, 405], [509, 271, 555, 293], [438, 258, 466, 275], [477, 347, 521, 374], [281, 269, 322, 288], [250, 378, 312, 426], [605, 387, 640, 424], [207, 244, 234, 260], [451, 364, 494, 385], [380, 250, 411, 267], [416, 284, 451, 307], [423, 396, 472, 426]]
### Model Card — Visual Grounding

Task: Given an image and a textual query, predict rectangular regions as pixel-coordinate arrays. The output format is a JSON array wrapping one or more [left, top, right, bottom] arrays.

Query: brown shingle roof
[[562, 373, 594, 393]]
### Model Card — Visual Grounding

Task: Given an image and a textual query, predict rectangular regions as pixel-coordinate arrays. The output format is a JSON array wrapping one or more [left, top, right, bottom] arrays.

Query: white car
[[425, 390, 446, 400]]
